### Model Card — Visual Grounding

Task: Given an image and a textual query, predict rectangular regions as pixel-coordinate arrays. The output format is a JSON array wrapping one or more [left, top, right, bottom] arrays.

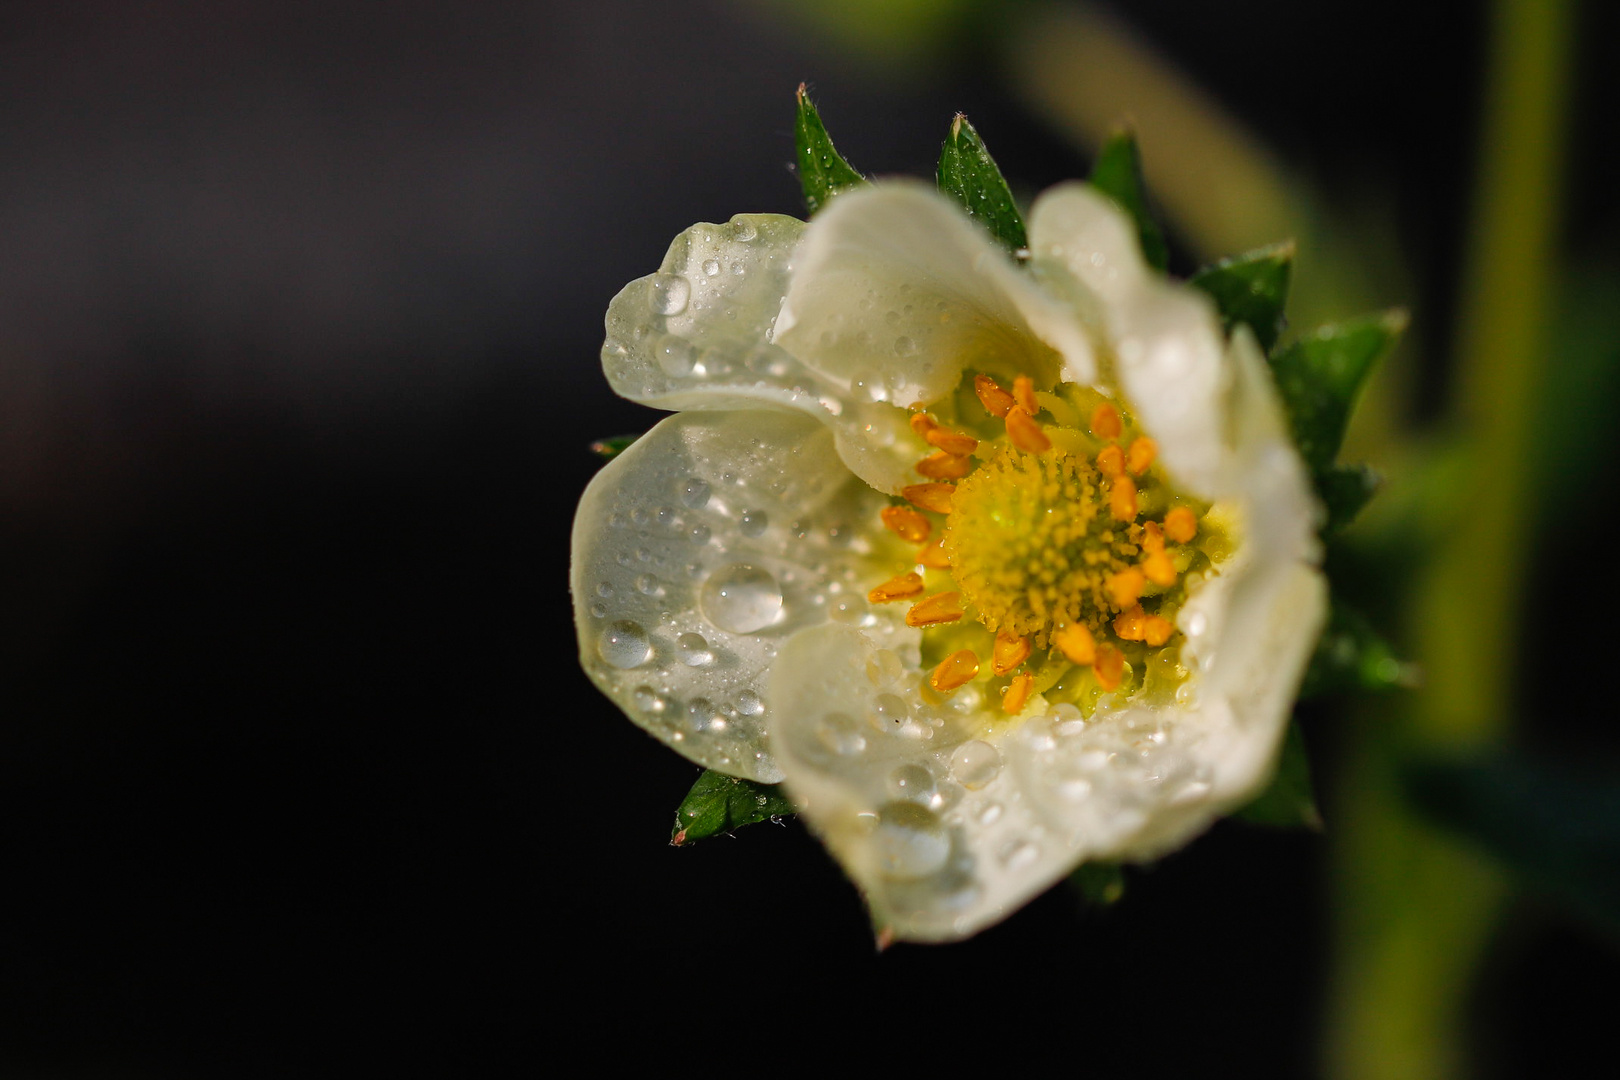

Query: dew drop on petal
[[681, 477, 711, 509], [701, 258, 720, 277], [700, 564, 782, 633], [636, 573, 662, 597], [816, 711, 866, 756], [888, 763, 936, 804], [597, 621, 650, 669], [739, 510, 768, 538], [650, 274, 690, 316], [870, 692, 910, 730], [676, 632, 714, 667], [689, 523, 711, 545], [950, 740, 1002, 790], [655, 336, 694, 376], [874, 802, 950, 881], [736, 688, 764, 716], [688, 698, 727, 733], [632, 685, 666, 713], [999, 839, 1040, 870], [893, 335, 917, 357]]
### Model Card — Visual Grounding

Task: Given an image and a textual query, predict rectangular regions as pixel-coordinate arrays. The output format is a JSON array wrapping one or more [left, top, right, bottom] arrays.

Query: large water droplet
[[874, 802, 950, 881], [632, 685, 667, 713], [739, 510, 767, 538], [701, 258, 720, 277], [688, 698, 726, 733], [888, 763, 936, 804], [636, 573, 663, 597], [950, 740, 1002, 790], [650, 274, 690, 316], [700, 564, 782, 634], [655, 335, 694, 376], [597, 621, 650, 668], [893, 335, 917, 357], [731, 219, 758, 242], [736, 688, 764, 716], [676, 632, 714, 667], [681, 477, 710, 509]]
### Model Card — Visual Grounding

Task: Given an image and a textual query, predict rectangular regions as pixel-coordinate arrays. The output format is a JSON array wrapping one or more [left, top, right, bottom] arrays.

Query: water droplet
[[816, 711, 866, 756], [729, 263, 745, 277], [632, 685, 667, 713], [888, 764, 936, 803], [1185, 610, 1208, 637], [688, 698, 727, 733], [681, 477, 710, 509], [655, 335, 694, 376], [739, 510, 767, 538], [736, 688, 764, 716], [676, 632, 714, 667], [589, 601, 607, 618], [650, 274, 690, 316], [631, 508, 650, 526], [893, 335, 917, 356], [701, 258, 720, 277], [597, 621, 650, 669], [608, 511, 626, 529], [595, 581, 614, 598], [950, 740, 1002, 790], [656, 506, 678, 528], [870, 693, 910, 728], [999, 839, 1039, 870], [865, 650, 903, 686], [874, 802, 950, 881], [700, 564, 782, 634], [976, 801, 1003, 826], [636, 573, 663, 597], [689, 523, 711, 545], [731, 219, 757, 242]]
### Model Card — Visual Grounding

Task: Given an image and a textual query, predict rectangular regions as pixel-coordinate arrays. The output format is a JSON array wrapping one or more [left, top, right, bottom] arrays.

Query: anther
[[906, 592, 965, 627], [1127, 437, 1157, 475], [974, 374, 1014, 418], [1164, 506, 1198, 543], [916, 451, 973, 479], [927, 428, 978, 456], [1094, 644, 1125, 691], [1109, 474, 1138, 521], [1013, 375, 1039, 416], [1096, 444, 1125, 478], [1052, 622, 1096, 665], [867, 571, 925, 604], [1090, 402, 1122, 439], [1142, 614, 1174, 647], [881, 505, 931, 543], [902, 483, 955, 514], [1105, 567, 1145, 609], [1001, 671, 1034, 715], [930, 649, 981, 692], [992, 630, 1031, 675], [909, 412, 938, 439], [917, 536, 951, 569], [1142, 549, 1177, 587], [1113, 605, 1149, 641], [1005, 406, 1052, 454]]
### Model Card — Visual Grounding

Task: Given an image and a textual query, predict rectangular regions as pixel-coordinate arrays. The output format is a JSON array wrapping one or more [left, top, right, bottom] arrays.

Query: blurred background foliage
[[2, 1, 1615, 1076]]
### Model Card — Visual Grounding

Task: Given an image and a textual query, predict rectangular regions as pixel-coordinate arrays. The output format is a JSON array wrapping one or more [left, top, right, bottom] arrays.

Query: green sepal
[[1404, 755, 1620, 943], [1267, 311, 1407, 474], [1189, 242, 1294, 353], [1234, 722, 1322, 830], [1300, 599, 1415, 700], [670, 769, 795, 845], [795, 84, 866, 217], [1088, 128, 1168, 272], [936, 113, 1027, 252], [1317, 462, 1382, 535], [590, 434, 640, 460], [1069, 862, 1126, 906]]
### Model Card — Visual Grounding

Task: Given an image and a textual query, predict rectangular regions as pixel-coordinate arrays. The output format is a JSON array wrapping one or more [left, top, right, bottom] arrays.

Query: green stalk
[[1327, 1, 1573, 1076]]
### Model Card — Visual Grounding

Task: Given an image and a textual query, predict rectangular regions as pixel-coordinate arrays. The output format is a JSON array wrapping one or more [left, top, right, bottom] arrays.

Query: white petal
[[572, 410, 917, 782], [775, 183, 1096, 411], [1028, 184, 1228, 497]]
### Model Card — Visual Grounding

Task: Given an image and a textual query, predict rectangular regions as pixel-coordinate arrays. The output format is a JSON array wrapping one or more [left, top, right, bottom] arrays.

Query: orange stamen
[[867, 571, 925, 604], [1105, 566, 1145, 609], [1052, 622, 1096, 666], [1001, 671, 1034, 714], [930, 649, 981, 692], [973, 375, 1014, 418], [1142, 550, 1177, 587], [1013, 375, 1039, 416], [916, 450, 973, 479], [926, 427, 978, 456], [1142, 614, 1174, 647], [905, 592, 964, 627], [1096, 444, 1125, 478], [909, 411, 939, 440], [1127, 437, 1157, 475], [1164, 506, 1198, 543], [902, 483, 955, 515], [917, 536, 951, 569], [1113, 604, 1149, 641], [992, 630, 1031, 675], [880, 505, 931, 543], [1005, 406, 1052, 454], [1090, 402, 1122, 439], [1094, 644, 1125, 690], [1109, 474, 1138, 521]]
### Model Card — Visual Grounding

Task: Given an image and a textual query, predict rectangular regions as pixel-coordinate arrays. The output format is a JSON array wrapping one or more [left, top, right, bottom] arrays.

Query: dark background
[[2, 1, 1615, 1075]]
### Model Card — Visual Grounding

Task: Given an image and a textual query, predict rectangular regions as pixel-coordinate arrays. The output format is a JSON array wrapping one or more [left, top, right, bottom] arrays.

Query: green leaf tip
[[795, 84, 866, 217], [1317, 462, 1382, 534], [1300, 599, 1418, 700], [1268, 309, 1407, 475], [936, 113, 1027, 252], [590, 434, 640, 460], [1234, 722, 1323, 830], [1189, 241, 1294, 353], [1088, 127, 1169, 272], [670, 769, 795, 845]]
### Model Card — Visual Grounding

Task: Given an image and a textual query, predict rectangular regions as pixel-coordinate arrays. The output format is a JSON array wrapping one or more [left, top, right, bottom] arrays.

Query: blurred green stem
[[1327, 1, 1573, 1077]]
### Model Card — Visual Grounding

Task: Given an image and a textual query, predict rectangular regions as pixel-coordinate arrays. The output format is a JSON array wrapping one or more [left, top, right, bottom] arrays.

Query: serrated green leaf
[[936, 113, 1026, 252], [1088, 128, 1168, 272], [1069, 862, 1126, 906], [1189, 242, 1294, 353], [1234, 722, 1322, 830], [1267, 311, 1407, 474], [1317, 462, 1382, 534], [670, 769, 795, 845], [1300, 599, 1416, 700], [589, 434, 640, 459], [795, 84, 866, 217], [1404, 755, 1620, 943]]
